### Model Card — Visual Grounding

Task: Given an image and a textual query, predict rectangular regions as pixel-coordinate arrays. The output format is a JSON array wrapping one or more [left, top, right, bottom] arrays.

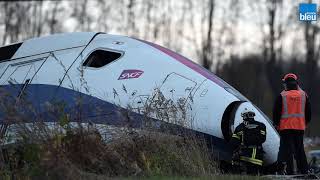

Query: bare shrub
[[0, 85, 219, 179]]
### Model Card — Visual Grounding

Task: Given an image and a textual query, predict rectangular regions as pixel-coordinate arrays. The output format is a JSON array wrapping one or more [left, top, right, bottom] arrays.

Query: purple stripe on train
[[137, 39, 229, 88]]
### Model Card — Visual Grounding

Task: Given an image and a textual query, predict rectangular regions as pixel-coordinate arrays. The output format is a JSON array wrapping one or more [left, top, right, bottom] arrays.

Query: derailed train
[[0, 32, 279, 166]]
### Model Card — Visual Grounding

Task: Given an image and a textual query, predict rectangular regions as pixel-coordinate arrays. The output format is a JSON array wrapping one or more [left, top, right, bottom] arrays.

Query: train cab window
[[0, 42, 22, 61], [83, 50, 122, 68]]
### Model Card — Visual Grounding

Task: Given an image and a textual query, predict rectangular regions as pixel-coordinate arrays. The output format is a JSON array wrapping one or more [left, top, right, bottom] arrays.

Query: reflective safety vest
[[279, 90, 306, 130]]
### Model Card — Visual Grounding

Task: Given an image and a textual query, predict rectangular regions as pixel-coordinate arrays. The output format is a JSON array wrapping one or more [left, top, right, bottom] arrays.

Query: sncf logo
[[118, 69, 144, 80]]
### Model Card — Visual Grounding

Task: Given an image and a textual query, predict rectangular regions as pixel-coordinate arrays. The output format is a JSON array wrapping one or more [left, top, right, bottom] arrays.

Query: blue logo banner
[[299, 3, 317, 21]]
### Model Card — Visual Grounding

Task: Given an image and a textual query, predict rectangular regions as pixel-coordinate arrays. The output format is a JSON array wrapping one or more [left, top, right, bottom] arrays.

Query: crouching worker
[[230, 108, 267, 175]]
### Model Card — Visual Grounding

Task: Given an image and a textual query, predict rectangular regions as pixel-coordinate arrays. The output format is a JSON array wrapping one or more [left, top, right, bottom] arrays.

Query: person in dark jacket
[[230, 108, 266, 175], [273, 73, 311, 175]]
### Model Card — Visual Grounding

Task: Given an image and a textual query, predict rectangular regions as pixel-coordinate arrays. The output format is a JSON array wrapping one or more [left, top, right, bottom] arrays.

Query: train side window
[[83, 50, 122, 68]]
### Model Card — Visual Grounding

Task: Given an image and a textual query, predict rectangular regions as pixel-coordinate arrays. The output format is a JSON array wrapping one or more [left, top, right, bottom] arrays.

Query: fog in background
[[1, 0, 320, 136]]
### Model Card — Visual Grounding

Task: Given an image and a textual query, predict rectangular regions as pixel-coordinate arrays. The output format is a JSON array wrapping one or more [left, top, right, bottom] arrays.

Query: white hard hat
[[241, 108, 256, 119]]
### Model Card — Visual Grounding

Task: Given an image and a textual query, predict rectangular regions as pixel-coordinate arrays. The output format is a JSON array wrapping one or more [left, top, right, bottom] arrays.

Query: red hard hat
[[282, 73, 298, 81]]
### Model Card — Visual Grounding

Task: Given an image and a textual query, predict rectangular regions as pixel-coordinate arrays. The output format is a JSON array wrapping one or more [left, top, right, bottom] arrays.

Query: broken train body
[[0, 32, 280, 167]]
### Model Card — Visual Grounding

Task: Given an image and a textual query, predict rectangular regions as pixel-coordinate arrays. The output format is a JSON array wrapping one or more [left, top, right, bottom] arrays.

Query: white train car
[[0, 32, 279, 166]]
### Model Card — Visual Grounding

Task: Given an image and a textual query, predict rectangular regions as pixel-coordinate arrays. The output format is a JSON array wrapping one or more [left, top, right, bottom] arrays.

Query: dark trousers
[[277, 130, 308, 174], [243, 162, 261, 175]]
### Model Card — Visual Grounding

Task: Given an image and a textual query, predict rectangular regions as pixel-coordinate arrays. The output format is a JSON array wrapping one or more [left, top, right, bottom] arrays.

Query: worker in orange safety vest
[[272, 73, 311, 175]]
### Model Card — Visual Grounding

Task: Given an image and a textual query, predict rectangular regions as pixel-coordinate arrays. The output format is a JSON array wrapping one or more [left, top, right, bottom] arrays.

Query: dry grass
[[0, 128, 219, 179], [0, 86, 220, 180]]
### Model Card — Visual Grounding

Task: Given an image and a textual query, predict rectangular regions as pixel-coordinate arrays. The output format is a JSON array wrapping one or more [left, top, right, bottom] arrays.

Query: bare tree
[[48, 1, 61, 34], [142, 0, 154, 40], [255, 0, 284, 97], [200, 0, 215, 70], [127, 0, 137, 36], [71, 0, 92, 32], [302, 0, 320, 96]]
